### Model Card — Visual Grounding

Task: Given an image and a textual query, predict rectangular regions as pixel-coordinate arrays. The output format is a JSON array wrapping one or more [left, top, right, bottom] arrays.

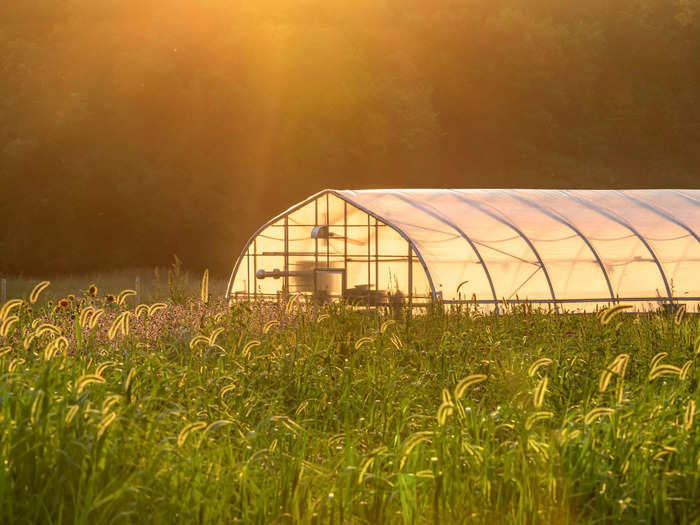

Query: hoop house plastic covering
[[226, 189, 700, 312]]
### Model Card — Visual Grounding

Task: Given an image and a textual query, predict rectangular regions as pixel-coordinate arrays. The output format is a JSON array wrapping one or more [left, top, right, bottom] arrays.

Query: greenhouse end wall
[[226, 189, 700, 313], [227, 191, 433, 308]]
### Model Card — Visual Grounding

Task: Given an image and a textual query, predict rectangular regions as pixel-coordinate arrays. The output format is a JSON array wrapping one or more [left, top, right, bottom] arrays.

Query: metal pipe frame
[[675, 190, 700, 206], [616, 191, 700, 246], [226, 189, 438, 302], [449, 189, 559, 311], [510, 190, 616, 302], [329, 190, 438, 300], [394, 192, 500, 313], [563, 190, 674, 301]]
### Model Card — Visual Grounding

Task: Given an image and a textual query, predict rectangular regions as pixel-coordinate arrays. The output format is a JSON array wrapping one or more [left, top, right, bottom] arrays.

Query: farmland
[[1, 280, 699, 524]]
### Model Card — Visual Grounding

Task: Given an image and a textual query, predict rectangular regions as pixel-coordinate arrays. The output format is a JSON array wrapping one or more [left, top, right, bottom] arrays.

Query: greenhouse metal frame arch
[[226, 189, 700, 312]]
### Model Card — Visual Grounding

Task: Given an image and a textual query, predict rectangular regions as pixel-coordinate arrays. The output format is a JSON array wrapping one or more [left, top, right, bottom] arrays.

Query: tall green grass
[[0, 283, 698, 523]]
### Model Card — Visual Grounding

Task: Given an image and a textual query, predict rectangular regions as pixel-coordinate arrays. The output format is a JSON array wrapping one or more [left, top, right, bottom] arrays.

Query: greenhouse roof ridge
[[330, 188, 699, 191]]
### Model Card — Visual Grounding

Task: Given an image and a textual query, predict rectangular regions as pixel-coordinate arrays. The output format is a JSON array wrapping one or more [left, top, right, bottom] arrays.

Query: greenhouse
[[226, 189, 700, 312]]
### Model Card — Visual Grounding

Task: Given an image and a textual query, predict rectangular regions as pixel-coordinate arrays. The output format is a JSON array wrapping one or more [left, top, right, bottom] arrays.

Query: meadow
[[0, 276, 699, 524]]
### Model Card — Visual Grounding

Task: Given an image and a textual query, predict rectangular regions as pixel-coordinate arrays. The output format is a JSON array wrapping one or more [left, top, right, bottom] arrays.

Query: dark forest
[[2, 0, 699, 275]]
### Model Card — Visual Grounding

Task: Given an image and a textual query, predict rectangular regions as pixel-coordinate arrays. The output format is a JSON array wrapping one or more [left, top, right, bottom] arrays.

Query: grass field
[[0, 279, 699, 524], [1, 265, 228, 306]]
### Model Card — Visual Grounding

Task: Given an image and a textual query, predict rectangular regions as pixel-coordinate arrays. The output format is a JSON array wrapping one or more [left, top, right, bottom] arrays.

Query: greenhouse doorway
[[314, 268, 345, 303]]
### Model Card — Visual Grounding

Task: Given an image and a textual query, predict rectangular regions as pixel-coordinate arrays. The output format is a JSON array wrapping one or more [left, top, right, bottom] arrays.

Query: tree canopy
[[1, 0, 699, 274]]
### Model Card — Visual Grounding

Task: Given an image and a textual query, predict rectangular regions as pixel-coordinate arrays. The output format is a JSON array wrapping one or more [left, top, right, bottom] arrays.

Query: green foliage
[[1, 284, 699, 523], [1, 0, 699, 274]]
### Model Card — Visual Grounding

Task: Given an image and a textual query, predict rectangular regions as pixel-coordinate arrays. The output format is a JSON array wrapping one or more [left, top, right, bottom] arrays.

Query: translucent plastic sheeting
[[227, 189, 700, 312]]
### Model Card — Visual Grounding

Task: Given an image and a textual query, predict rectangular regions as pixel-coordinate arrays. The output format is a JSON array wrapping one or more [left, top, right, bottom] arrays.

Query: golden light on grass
[[674, 304, 686, 325], [134, 304, 149, 318], [79, 307, 95, 327], [528, 358, 552, 377], [89, 309, 105, 329], [95, 361, 115, 377], [64, 405, 79, 424], [108, 312, 130, 340], [285, 293, 303, 315], [684, 400, 695, 431], [525, 411, 554, 431], [0, 299, 23, 322], [75, 374, 106, 393], [189, 334, 209, 350], [454, 374, 487, 400], [584, 407, 615, 425], [8, 357, 25, 372], [29, 281, 50, 304], [650, 352, 668, 370], [117, 289, 136, 306], [201, 269, 209, 304], [208, 327, 225, 347], [147, 303, 168, 316], [101, 395, 121, 414], [390, 333, 403, 349], [680, 360, 693, 380], [219, 383, 236, 401], [177, 421, 207, 448], [241, 340, 261, 357], [44, 336, 68, 360], [97, 412, 117, 439], [34, 323, 61, 338], [262, 320, 278, 334], [599, 304, 633, 325], [124, 368, 136, 392], [600, 354, 630, 393], [533, 376, 548, 408], [400, 431, 433, 469], [354, 336, 373, 350], [380, 320, 396, 333], [0, 315, 19, 337], [648, 364, 682, 381]]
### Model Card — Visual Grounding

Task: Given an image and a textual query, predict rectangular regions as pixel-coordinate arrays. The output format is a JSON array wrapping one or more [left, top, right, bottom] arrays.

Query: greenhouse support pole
[[284, 216, 289, 296], [253, 240, 258, 299], [367, 213, 371, 307], [375, 218, 379, 295], [326, 192, 330, 268], [314, 199, 318, 296], [344, 201, 348, 298], [408, 245, 413, 310]]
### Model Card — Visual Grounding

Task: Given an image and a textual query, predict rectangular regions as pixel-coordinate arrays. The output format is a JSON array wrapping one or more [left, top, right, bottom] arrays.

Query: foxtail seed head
[[534, 376, 549, 408], [528, 358, 552, 377], [29, 281, 50, 304], [600, 304, 632, 325], [454, 374, 487, 400], [201, 269, 209, 304], [684, 400, 695, 431]]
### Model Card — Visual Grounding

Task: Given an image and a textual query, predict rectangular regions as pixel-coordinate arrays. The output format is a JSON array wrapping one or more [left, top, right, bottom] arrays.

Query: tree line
[[1, 0, 699, 275]]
